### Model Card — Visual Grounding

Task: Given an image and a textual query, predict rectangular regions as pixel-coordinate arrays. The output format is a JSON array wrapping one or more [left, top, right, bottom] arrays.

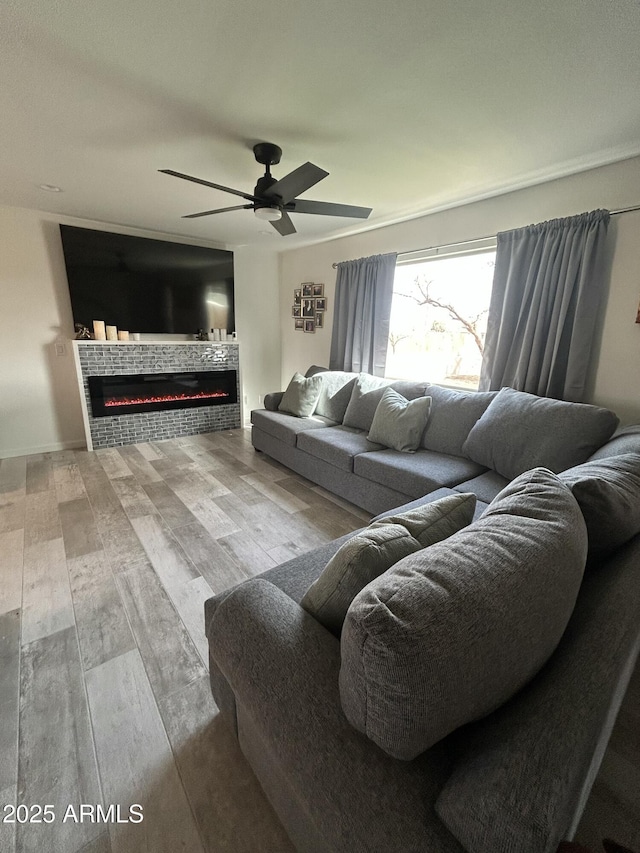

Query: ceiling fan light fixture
[[254, 205, 282, 222]]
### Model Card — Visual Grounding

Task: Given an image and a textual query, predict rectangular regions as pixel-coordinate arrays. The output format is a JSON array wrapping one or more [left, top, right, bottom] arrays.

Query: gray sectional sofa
[[250, 368, 618, 513], [206, 370, 640, 852]]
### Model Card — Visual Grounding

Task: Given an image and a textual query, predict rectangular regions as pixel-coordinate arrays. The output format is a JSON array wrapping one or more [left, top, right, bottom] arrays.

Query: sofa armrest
[[263, 391, 284, 411], [209, 579, 461, 853], [264, 391, 284, 412], [436, 535, 640, 853]]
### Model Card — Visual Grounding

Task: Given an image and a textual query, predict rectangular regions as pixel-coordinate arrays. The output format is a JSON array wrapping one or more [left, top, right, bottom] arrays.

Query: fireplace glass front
[[88, 370, 238, 417]]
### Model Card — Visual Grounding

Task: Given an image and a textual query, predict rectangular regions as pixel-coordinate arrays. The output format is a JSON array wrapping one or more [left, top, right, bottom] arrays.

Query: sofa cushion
[[339, 468, 588, 760], [251, 409, 335, 448], [314, 371, 359, 422], [462, 387, 619, 480], [301, 524, 422, 636], [304, 365, 329, 377], [343, 375, 429, 431], [370, 492, 476, 544], [368, 388, 432, 452], [453, 470, 510, 505], [296, 426, 384, 472], [354, 448, 486, 499], [302, 493, 477, 637], [588, 424, 640, 460], [559, 453, 640, 553], [278, 372, 324, 417], [420, 386, 497, 457]]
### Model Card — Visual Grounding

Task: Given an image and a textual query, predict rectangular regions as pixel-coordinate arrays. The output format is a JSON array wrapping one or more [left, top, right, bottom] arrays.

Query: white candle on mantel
[[93, 320, 106, 340], [106, 325, 118, 341], [118, 330, 129, 341]]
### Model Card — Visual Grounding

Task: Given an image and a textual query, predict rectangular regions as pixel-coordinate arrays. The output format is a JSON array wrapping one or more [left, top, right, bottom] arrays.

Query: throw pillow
[[367, 388, 432, 452], [420, 385, 497, 457], [278, 372, 323, 418], [559, 453, 640, 552], [342, 374, 429, 431], [302, 493, 477, 636], [301, 524, 423, 636], [339, 468, 588, 760], [313, 371, 358, 422], [370, 492, 477, 545], [462, 387, 619, 480]]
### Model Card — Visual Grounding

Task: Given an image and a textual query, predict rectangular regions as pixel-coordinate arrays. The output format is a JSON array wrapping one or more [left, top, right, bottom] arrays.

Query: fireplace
[[88, 369, 238, 417]]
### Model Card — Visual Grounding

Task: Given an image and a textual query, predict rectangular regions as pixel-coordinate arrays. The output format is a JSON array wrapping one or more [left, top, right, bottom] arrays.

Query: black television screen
[[60, 225, 234, 336]]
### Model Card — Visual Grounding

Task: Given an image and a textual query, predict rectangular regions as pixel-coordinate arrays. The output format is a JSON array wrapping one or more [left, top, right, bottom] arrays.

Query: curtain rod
[[330, 204, 640, 268]]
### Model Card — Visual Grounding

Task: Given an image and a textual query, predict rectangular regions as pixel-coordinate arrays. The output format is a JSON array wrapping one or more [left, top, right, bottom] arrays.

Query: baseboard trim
[[0, 439, 86, 459]]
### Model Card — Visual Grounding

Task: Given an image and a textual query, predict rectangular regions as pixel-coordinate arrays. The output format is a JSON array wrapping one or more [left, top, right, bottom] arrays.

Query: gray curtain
[[479, 209, 610, 401], [329, 253, 397, 376]]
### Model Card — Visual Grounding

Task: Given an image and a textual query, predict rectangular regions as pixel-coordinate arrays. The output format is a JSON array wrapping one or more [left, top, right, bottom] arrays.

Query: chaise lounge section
[[201, 369, 640, 851]]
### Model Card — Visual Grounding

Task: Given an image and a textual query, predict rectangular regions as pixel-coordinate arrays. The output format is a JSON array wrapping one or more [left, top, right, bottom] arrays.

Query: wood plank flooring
[[0, 428, 638, 852], [0, 429, 368, 853]]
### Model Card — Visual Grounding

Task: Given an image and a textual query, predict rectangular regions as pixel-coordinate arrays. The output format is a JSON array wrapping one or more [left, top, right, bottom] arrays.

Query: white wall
[[0, 206, 281, 457], [0, 207, 84, 456], [279, 156, 640, 424], [233, 245, 281, 422]]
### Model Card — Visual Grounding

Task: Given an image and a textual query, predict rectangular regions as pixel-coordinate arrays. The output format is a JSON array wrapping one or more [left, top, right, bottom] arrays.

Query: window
[[385, 239, 496, 390]]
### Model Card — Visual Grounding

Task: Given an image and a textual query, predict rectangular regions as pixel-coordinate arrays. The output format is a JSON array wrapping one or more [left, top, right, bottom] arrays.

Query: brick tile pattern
[[76, 344, 241, 449]]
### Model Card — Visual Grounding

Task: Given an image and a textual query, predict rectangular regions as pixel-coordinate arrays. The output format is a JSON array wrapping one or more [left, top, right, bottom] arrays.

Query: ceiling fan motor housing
[[254, 174, 280, 208], [253, 142, 282, 167]]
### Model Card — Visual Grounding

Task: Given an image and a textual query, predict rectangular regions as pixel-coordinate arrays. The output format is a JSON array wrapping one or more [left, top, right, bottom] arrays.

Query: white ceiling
[[1, 0, 639, 249]]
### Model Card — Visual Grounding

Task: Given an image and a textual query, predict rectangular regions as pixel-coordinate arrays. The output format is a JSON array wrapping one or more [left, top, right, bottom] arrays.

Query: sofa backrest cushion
[[313, 371, 359, 422], [462, 387, 619, 480], [367, 388, 432, 452], [420, 385, 497, 457], [278, 372, 324, 418], [559, 453, 640, 553], [304, 365, 329, 377], [588, 424, 640, 460], [339, 468, 588, 760], [342, 374, 429, 431], [301, 493, 476, 636]]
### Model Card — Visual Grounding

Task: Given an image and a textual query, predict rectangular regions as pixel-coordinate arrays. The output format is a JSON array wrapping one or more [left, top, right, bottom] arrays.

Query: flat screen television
[[59, 225, 234, 336]]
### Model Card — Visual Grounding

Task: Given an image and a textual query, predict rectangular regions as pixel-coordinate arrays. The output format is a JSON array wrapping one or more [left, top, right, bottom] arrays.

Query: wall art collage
[[292, 282, 326, 333]]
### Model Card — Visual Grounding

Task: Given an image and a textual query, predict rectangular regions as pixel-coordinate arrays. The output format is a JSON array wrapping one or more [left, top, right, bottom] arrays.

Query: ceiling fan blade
[[183, 205, 253, 219], [288, 199, 372, 219], [263, 162, 329, 205], [159, 169, 259, 202], [270, 211, 297, 236]]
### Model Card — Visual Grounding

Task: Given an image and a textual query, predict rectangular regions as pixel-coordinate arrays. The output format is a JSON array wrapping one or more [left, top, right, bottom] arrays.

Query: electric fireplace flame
[[88, 369, 238, 417], [105, 390, 230, 408]]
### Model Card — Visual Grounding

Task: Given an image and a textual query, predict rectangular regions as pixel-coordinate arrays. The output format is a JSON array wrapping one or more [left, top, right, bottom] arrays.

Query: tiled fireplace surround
[[73, 342, 241, 450]]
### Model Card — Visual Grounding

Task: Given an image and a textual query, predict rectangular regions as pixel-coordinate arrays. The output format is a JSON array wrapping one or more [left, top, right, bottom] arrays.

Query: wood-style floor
[[0, 428, 638, 853]]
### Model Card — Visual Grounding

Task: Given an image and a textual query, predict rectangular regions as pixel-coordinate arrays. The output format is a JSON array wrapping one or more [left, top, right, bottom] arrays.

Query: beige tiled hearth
[[0, 428, 638, 852]]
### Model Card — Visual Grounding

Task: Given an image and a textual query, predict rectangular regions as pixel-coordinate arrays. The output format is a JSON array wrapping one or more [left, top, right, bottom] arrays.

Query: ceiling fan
[[160, 142, 372, 236]]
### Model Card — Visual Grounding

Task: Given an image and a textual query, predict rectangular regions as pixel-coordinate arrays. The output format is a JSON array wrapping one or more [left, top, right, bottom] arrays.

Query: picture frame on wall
[[302, 282, 314, 297], [294, 288, 302, 303], [312, 283, 324, 297], [304, 320, 315, 333], [293, 304, 301, 317], [315, 311, 324, 328], [294, 318, 304, 330], [302, 298, 315, 318], [315, 298, 327, 312]]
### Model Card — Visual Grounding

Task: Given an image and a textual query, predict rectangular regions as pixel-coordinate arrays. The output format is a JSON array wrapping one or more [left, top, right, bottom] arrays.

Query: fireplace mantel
[[72, 341, 242, 450]]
